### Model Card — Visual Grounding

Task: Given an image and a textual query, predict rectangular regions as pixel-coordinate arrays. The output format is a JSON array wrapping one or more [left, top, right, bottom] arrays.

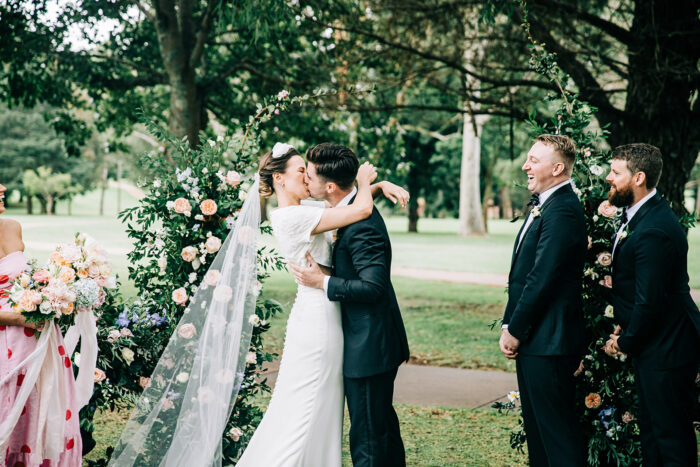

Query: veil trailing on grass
[[109, 175, 261, 467]]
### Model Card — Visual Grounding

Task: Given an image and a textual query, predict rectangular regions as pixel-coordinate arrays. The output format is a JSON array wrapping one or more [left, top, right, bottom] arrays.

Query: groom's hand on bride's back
[[290, 252, 327, 289]]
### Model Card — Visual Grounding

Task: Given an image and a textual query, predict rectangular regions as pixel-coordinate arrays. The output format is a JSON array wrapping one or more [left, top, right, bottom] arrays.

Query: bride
[[109, 143, 406, 467]]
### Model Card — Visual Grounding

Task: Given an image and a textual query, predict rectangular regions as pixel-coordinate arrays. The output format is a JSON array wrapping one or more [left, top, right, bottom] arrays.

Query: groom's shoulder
[[344, 206, 386, 234]]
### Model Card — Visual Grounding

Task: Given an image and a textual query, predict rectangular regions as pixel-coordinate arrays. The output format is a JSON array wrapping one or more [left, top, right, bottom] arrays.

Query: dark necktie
[[527, 193, 540, 208], [621, 208, 628, 224]]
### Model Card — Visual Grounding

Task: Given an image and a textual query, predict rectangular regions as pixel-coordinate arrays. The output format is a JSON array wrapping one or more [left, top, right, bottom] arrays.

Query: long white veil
[[109, 175, 261, 466]]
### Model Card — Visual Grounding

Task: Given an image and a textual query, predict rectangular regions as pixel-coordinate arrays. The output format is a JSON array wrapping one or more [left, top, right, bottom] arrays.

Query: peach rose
[[172, 287, 189, 305], [77, 269, 89, 280], [205, 236, 222, 254], [587, 236, 593, 250], [585, 393, 602, 409], [50, 252, 64, 264], [32, 270, 50, 283], [59, 267, 76, 283], [226, 170, 241, 187], [61, 302, 75, 315], [204, 269, 221, 286], [177, 323, 196, 339], [173, 198, 192, 214], [599, 275, 613, 288], [597, 201, 618, 218], [180, 246, 198, 262], [94, 368, 107, 383], [596, 252, 612, 267], [200, 199, 217, 216], [139, 377, 151, 389], [19, 291, 38, 312]]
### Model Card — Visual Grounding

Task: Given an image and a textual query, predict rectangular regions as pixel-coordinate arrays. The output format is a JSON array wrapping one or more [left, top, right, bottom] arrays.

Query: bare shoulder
[[0, 218, 24, 244]]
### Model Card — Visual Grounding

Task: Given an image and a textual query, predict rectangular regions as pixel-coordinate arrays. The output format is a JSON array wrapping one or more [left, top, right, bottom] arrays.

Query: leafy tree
[[22, 166, 77, 215]]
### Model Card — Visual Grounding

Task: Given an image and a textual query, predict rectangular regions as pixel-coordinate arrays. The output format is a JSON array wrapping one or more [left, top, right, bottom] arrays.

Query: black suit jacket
[[327, 204, 410, 379], [611, 193, 700, 368], [503, 184, 587, 356]]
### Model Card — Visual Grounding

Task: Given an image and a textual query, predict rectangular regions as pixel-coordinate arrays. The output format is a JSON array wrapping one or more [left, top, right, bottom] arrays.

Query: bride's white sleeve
[[274, 206, 325, 266]]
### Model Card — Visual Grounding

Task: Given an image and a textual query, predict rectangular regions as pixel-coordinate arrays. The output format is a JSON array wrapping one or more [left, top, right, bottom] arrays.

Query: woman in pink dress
[[0, 183, 82, 466]]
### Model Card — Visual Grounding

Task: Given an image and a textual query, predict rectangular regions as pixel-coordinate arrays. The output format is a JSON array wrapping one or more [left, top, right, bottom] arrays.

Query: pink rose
[[205, 236, 222, 254], [177, 323, 196, 339], [599, 275, 613, 288], [139, 376, 151, 389], [120, 328, 133, 337], [225, 171, 241, 187], [204, 269, 221, 286], [161, 398, 174, 411], [229, 427, 243, 442], [32, 270, 50, 283], [622, 412, 634, 424], [107, 329, 121, 343], [597, 201, 618, 218], [172, 287, 188, 305]]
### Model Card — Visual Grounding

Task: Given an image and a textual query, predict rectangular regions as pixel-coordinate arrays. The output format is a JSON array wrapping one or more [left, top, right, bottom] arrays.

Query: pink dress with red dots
[[0, 251, 82, 466]]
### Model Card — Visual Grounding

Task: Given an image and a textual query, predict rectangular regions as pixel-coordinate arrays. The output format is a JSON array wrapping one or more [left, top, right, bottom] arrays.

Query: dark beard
[[608, 186, 634, 207]]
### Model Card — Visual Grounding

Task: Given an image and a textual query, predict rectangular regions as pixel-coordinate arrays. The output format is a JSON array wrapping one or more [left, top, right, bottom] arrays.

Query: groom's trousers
[[516, 355, 585, 467], [344, 367, 406, 467]]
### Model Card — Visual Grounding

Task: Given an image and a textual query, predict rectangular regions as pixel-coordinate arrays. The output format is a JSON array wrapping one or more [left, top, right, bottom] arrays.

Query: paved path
[[263, 361, 518, 409]]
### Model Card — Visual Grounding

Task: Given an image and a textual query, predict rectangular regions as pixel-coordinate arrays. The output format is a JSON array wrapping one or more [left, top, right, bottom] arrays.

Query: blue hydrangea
[[598, 407, 616, 429], [74, 278, 100, 308], [116, 310, 130, 327]]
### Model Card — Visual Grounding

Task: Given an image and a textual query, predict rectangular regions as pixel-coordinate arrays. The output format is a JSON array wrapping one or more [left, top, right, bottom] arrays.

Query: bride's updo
[[258, 145, 300, 198]]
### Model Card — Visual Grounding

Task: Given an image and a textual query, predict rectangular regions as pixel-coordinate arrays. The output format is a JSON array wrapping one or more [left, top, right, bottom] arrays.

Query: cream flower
[[225, 170, 241, 187], [94, 368, 107, 383], [596, 252, 612, 267], [245, 351, 257, 365], [604, 305, 614, 318], [213, 284, 233, 302], [121, 348, 135, 365], [181, 246, 198, 262], [176, 372, 189, 383]]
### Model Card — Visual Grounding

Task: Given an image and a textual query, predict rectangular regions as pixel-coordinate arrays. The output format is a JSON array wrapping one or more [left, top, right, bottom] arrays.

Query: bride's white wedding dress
[[237, 201, 344, 466]]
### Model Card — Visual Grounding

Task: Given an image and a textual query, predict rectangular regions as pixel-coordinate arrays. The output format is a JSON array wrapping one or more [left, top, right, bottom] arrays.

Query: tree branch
[[135, 1, 155, 22], [189, 0, 217, 68]]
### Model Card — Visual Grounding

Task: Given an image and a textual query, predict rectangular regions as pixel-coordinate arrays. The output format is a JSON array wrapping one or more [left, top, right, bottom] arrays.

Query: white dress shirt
[[322, 188, 357, 293], [612, 188, 657, 257], [516, 179, 573, 252]]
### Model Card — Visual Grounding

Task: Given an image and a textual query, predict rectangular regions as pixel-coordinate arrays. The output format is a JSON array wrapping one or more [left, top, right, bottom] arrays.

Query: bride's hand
[[356, 162, 377, 186], [380, 182, 409, 208]]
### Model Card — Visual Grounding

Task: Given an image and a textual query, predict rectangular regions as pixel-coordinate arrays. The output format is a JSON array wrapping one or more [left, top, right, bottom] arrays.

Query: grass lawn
[[86, 401, 527, 466], [261, 271, 513, 371]]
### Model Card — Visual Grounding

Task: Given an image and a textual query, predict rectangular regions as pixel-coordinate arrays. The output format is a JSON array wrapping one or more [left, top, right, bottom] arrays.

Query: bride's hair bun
[[258, 146, 299, 198]]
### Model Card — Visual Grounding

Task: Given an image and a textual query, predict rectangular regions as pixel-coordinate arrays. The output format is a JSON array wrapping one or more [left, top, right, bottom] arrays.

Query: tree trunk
[[46, 196, 54, 216], [26, 195, 32, 215], [458, 113, 486, 236], [500, 185, 513, 219], [480, 145, 497, 231], [408, 197, 419, 233], [38, 197, 47, 214], [99, 166, 108, 216]]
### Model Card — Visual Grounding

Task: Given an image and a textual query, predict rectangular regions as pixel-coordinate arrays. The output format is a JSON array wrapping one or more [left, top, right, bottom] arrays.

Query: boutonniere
[[531, 207, 541, 218], [618, 225, 631, 241]]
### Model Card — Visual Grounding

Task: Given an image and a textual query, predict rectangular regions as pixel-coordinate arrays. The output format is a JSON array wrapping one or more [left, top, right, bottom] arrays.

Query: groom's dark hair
[[305, 143, 359, 190]]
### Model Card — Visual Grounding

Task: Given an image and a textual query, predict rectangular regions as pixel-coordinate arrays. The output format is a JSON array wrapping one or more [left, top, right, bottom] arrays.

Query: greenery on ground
[[86, 401, 528, 467]]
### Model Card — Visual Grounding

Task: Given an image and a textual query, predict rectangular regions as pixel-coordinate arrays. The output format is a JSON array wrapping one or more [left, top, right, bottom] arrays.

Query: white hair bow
[[272, 142, 294, 158]]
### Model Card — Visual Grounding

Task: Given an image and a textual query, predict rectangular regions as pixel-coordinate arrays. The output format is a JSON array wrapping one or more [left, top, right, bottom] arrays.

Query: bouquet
[[7, 232, 116, 328]]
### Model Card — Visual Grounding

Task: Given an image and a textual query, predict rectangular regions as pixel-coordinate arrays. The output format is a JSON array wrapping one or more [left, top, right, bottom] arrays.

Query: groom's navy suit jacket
[[611, 193, 700, 368], [503, 184, 587, 356], [327, 203, 410, 379]]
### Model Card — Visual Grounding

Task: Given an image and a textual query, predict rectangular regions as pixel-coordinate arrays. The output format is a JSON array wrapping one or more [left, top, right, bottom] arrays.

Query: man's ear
[[325, 182, 338, 195], [552, 162, 566, 177], [634, 171, 647, 188]]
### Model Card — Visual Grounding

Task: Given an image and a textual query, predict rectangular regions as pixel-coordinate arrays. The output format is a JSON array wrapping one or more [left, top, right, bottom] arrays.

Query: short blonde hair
[[536, 134, 576, 173]]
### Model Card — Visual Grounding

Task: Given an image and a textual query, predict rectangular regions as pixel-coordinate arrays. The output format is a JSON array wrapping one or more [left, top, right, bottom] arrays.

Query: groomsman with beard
[[603, 143, 700, 466], [500, 134, 587, 467]]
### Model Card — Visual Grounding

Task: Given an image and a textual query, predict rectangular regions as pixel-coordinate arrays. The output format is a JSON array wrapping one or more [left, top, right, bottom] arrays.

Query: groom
[[291, 142, 409, 467], [500, 134, 587, 466]]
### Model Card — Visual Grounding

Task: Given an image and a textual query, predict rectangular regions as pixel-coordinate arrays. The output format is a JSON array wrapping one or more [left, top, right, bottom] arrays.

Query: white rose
[[74, 352, 81, 367], [604, 305, 614, 318], [239, 190, 247, 201], [225, 170, 241, 187], [188, 272, 197, 283], [589, 165, 604, 176], [153, 179, 161, 188], [157, 256, 168, 271], [204, 270, 221, 286], [166, 201, 175, 210], [248, 314, 261, 326], [176, 372, 189, 383]]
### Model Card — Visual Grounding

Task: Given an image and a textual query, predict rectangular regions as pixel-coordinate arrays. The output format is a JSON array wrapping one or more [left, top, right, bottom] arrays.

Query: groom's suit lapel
[[510, 184, 572, 268], [612, 193, 662, 264]]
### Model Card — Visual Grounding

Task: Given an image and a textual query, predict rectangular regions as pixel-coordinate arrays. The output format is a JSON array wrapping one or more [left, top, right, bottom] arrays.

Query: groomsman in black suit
[[500, 134, 587, 467], [603, 143, 700, 466]]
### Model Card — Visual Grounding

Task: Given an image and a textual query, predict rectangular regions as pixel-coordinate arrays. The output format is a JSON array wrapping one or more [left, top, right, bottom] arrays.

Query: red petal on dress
[[66, 438, 74, 450], [66, 409, 72, 420], [64, 356, 71, 368], [23, 328, 34, 338], [20, 445, 31, 453], [0, 274, 9, 283], [21, 405, 26, 415], [58, 345, 65, 356], [0, 325, 6, 331], [13, 462, 25, 467], [16, 374, 24, 386], [7, 348, 12, 359]]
